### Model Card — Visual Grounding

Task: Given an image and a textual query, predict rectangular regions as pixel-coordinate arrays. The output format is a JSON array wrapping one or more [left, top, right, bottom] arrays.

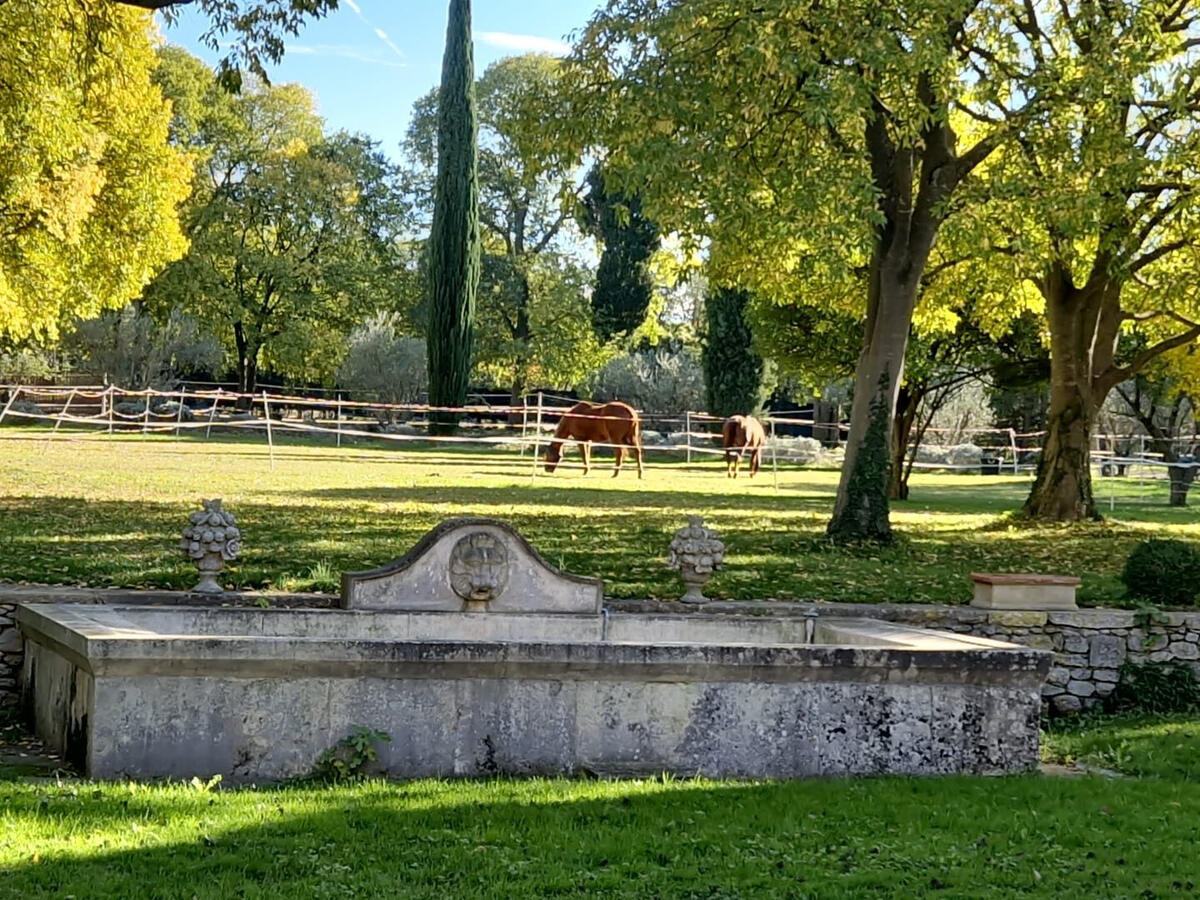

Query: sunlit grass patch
[[0, 431, 1194, 604]]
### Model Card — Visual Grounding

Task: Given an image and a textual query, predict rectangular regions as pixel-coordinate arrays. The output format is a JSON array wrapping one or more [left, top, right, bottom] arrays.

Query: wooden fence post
[[47, 387, 77, 447], [530, 391, 543, 480], [0, 386, 20, 427], [771, 417, 779, 490], [685, 411, 692, 465], [174, 388, 186, 439], [262, 391, 275, 471]]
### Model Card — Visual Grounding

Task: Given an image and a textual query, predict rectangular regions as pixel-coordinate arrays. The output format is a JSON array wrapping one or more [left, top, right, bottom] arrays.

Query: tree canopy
[[0, 1, 191, 344], [146, 48, 407, 394], [558, 0, 1045, 541], [408, 53, 604, 402]]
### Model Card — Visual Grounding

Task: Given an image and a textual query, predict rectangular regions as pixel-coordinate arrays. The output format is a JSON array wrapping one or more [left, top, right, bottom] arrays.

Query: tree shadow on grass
[[3, 774, 1200, 899]]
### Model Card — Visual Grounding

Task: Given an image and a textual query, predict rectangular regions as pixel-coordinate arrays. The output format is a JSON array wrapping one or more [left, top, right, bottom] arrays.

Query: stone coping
[[16, 603, 1051, 687], [4, 584, 1199, 627], [970, 573, 1082, 586]]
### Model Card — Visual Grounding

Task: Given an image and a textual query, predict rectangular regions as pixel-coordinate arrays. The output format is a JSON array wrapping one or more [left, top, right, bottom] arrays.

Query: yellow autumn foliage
[[0, 1, 191, 343]]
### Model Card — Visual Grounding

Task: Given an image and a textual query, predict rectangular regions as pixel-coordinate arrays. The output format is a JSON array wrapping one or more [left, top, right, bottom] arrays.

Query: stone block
[[971, 574, 1078, 611], [1062, 633, 1089, 654], [1168, 642, 1200, 660], [1048, 611, 1136, 629], [1128, 632, 1168, 652], [1058, 653, 1089, 667], [1069, 667, 1092, 679], [0, 628, 20, 654], [1093, 680, 1116, 697], [1052, 694, 1083, 714], [1046, 666, 1070, 686], [1089, 634, 1126, 669], [1093, 668, 1120, 683], [987, 611, 1049, 627], [1020, 634, 1056, 651], [1067, 680, 1096, 697], [1041, 683, 1065, 697], [1150, 650, 1173, 663]]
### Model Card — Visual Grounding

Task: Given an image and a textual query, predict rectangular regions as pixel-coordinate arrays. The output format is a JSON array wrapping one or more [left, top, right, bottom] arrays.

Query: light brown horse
[[544, 401, 644, 478], [722, 414, 766, 478]]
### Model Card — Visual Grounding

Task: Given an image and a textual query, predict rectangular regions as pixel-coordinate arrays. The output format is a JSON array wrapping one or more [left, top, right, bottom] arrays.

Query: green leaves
[[0, 2, 191, 344]]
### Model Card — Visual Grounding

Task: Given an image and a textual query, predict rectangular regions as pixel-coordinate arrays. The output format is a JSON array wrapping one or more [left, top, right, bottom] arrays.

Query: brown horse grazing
[[722, 414, 766, 478], [544, 401, 644, 478]]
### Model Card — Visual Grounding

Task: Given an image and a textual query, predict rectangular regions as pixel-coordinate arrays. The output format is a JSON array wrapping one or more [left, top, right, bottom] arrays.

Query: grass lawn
[[1, 428, 1197, 604], [1, 712, 1199, 898]]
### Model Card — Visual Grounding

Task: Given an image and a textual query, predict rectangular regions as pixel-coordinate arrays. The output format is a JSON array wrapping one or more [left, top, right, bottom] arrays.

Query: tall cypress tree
[[703, 287, 770, 418], [582, 166, 658, 342], [425, 0, 480, 434]]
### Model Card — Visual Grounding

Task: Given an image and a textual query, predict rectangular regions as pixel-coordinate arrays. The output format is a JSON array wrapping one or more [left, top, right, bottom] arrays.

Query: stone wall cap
[[970, 573, 1081, 586]]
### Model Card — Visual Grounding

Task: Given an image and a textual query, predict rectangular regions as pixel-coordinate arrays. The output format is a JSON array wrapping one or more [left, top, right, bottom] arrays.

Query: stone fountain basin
[[18, 603, 1050, 781]]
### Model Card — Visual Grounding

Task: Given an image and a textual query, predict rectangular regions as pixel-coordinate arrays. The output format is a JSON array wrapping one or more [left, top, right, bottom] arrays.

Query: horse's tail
[[722, 418, 737, 449]]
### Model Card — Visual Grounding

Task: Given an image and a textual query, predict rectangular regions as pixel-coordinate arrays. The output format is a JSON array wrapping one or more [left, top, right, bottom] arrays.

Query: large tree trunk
[[1022, 282, 1101, 521], [889, 385, 919, 501], [1168, 465, 1196, 507], [827, 266, 920, 542], [232, 322, 258, 410]]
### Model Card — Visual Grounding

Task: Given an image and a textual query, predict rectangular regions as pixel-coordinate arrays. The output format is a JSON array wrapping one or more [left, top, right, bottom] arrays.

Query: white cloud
[[373, 27, 404, 58], [476, 31, 571, 55], [287, 43, 405, 68]]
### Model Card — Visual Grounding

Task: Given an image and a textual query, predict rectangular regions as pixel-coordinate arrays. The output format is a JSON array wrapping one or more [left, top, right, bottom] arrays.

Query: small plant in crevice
[[1106, 661, 1200, 714], [1132, 603, 1169, 634], [309, 727, 391, 782]]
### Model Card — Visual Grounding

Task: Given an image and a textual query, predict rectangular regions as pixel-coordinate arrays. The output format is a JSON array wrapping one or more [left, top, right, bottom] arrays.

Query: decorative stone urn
[[667, 515, 725, 604], [180, 499, 241, 593]]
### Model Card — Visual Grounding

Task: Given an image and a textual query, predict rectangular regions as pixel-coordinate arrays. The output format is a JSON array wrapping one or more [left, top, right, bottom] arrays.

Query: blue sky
[[160, 1, 600, 159]]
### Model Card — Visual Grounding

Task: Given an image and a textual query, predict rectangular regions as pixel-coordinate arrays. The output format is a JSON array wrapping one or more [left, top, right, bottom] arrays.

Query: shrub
[[337, 316, 426, 416], [588, 346, 704, 417], [1121, 538, 1200, 606], [1107, 661, 1200, 714], [1, 399, 47, 424]]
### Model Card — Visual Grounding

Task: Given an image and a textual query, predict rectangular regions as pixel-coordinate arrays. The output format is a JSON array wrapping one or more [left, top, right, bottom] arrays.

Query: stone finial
[[667, 515, 725, 604], [180, 499, 241, 594]]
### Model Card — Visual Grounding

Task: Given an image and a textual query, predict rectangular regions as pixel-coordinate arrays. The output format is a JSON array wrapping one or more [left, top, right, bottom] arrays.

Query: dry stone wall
[[0, 603, 19, 706]]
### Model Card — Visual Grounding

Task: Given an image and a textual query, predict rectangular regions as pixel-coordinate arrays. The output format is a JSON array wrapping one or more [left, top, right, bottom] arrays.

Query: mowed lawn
[[1, 429, 1196, 604], [0, 714, 1198, 899]]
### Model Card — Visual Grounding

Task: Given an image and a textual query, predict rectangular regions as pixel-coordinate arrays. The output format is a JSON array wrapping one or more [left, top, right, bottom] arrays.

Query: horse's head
[[544, 441, 562, 473]]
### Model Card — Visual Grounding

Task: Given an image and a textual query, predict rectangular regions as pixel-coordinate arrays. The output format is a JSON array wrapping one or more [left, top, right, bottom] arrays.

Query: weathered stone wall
[[0, 602, 18, 706], [4, 587, 1198, 715], [613, 600, 1200, 715], [0, 585, 334, 709]]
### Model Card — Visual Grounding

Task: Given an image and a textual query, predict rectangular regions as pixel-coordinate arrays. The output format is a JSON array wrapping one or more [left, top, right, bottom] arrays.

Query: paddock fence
[[0, 383, 1195, 503]]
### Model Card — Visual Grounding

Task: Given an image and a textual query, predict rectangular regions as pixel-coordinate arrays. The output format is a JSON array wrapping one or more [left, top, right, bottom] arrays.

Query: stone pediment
[[339, 518, 603, 614]]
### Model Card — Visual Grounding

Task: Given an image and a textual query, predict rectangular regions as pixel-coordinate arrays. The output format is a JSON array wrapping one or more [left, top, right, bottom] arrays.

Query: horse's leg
[[634, 439, 644, 479], [750, 447, 760, 477], [581, 441, 591, 475], [613, 445, 625, 477], [733, 450, 742, 478]]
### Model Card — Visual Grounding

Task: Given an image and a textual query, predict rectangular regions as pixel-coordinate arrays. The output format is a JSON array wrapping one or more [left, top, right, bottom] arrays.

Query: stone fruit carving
[[667, 515, 725, 604], [449, 531, 510, 602], [180, 499, 241, 593]]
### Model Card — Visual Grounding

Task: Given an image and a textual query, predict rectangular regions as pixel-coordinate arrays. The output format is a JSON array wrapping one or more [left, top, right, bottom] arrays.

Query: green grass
[[1043, 713, 1200, 780], [0, 767, 1198, 898], [1, 429, 1197, 604]]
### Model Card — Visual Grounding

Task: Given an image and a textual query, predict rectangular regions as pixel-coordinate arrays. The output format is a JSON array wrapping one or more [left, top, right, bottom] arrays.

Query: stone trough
[[17, 519, 1051, 781]]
